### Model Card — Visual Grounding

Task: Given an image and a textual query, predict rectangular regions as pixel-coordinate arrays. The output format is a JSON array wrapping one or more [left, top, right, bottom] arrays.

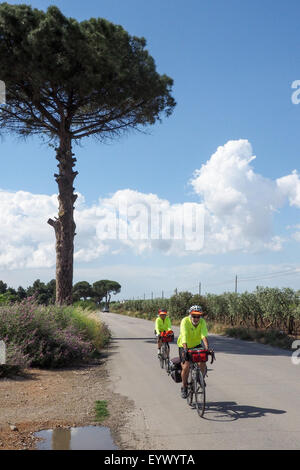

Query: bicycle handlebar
[[187, 348, 216, 364], [209, 349, 216, 364]]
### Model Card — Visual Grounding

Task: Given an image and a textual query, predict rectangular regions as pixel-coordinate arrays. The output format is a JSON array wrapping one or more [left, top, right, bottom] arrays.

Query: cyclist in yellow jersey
[[177, 305, 209, 399], [155, 309, 172, 356]]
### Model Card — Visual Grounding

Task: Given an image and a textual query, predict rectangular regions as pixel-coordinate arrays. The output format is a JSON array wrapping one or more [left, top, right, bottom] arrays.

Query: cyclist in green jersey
[[155, 309, 172, 356], [177, 305, 209, 399]]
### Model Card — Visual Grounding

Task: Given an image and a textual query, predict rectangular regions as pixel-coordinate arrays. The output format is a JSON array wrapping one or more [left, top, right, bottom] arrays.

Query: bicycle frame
[[160, 341, 170, 372], [186, 348, 215, 417], [157, 331, 174, 373]]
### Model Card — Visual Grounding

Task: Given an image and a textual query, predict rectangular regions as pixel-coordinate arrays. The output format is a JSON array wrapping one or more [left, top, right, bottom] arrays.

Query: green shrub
[[225, 327, 252, 341], [68, 306, 111, 349], [73, 300, 98, 311], [0, 300, 111, 369], [225, 326, 293, 349]]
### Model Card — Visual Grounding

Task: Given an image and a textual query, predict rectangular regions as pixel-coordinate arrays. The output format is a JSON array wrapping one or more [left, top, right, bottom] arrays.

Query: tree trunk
[[48, 134, 78, 305], [288, 316, 294, 336]]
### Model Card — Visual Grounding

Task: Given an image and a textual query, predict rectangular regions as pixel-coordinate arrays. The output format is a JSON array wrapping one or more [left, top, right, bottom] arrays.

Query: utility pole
[[235, 275, 238, 293], [199, 282, 201, 296], [151, 292, 153, 301], [162, 290, 164, 299]]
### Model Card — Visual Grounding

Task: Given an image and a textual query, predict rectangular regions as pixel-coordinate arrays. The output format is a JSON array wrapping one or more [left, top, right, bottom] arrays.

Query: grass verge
[[224, 326, 294, 349], [94, 400, 109, 422]]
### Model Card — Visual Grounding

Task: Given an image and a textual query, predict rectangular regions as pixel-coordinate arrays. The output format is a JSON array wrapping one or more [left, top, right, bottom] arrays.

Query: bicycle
[[157, 330, 174, 373], [186, 348, 215, 417]]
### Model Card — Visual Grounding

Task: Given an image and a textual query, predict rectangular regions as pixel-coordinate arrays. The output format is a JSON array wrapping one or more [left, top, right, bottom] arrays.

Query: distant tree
[[0, 4, 175, 305], [72, 281, 92, 301], [92, 280, 121, 308], [27, 279, 54, 305], [6, 287, 17, 296], [169, 291, 193, 320], [27, 279, 42, 296], [92, 281, 106, 305], [46, 279, 56, 303], [0, 281, 7, 294], [16, 286, 27, 301]]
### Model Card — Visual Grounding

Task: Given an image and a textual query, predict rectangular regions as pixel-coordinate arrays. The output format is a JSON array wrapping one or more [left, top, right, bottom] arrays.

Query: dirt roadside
[[0, 351, 135, 450]]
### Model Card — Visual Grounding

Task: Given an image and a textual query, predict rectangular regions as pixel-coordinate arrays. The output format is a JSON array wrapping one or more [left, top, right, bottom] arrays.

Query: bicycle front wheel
[[186, 368, 194, 407], [160, 344, 166, 369], [194, 369, 206, 417], [164, 343, 170, 373]]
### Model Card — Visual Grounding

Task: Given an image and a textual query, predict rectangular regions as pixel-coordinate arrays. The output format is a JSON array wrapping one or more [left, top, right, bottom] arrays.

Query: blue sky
[[1, 0, 300, 299]]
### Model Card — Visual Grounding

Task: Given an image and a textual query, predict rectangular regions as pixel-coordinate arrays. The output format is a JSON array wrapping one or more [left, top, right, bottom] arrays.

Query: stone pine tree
[[0, 4, 176, 304], [72, 281, 93, 301], [92, 280, 121, 307]]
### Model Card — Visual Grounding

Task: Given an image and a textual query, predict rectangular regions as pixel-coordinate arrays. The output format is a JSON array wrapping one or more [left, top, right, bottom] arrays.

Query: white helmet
[[189, 305, 203, 314]]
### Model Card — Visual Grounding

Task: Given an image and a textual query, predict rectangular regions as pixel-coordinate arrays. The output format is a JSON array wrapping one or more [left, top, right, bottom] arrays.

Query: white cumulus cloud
[[276, 170, 300, 208], [190, 139, 287, 253], [1, 138, 300, 269]]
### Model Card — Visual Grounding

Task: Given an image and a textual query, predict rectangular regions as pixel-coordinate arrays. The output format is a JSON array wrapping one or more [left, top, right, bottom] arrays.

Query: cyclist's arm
[[200, 318, 209, 349], [155, 318, 161, 335], [202, 337, 209, 349]]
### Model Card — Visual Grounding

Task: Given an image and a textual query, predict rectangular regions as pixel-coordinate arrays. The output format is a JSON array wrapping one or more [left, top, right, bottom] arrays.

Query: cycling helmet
[[189, 305, 203, 315], [158, 308, 167, 315]]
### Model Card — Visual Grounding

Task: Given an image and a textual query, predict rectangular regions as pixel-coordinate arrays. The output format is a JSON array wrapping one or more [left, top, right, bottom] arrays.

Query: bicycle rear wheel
[[194, 369, 206, 417]]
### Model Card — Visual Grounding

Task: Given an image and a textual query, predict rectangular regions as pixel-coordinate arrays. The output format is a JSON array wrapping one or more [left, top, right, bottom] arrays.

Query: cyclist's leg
[[160, 342, 166, 368], [199, 361, 206, 377], [164, 343, 170, 372], [179, 348, 190, 389], [186, 363, 195, 405], [157, 335, 162, 355], [181, 361, 190, 387]]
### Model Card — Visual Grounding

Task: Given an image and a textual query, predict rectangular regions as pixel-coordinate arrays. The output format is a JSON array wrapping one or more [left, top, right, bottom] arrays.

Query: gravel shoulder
[[0, 351, 134, 450]]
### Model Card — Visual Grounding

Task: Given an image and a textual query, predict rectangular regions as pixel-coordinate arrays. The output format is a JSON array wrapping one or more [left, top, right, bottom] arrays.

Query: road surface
[[100, 311, 300, 450]]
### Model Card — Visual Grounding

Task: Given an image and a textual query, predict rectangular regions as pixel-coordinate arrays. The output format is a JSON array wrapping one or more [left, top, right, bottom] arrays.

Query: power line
[[239, 268, 300, 282], [205, 267, 300, 288], [127, 267, 300, 299]]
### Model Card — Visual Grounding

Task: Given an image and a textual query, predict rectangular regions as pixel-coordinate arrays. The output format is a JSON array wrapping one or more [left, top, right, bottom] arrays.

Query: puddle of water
[[35, 426, 119, 450]]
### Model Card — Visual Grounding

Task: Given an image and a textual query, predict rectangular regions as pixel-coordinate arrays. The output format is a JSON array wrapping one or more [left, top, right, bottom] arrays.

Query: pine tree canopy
[[0, 3, 176, 141]]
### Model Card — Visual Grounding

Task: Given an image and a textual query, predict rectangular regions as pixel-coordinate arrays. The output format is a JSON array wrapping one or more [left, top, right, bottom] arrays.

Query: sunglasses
[[191, 315, 201, 319]]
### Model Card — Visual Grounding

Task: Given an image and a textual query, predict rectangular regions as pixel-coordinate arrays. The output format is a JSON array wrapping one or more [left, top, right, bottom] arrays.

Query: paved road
[[100, 311, 300, 450]]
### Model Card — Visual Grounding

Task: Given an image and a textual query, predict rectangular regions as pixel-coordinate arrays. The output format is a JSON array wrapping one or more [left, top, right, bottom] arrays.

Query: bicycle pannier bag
[[161, 330, 174, 343], [189, 349, 209, 363], [171, 370, 182, 383], [169, 357, 182, 383]]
